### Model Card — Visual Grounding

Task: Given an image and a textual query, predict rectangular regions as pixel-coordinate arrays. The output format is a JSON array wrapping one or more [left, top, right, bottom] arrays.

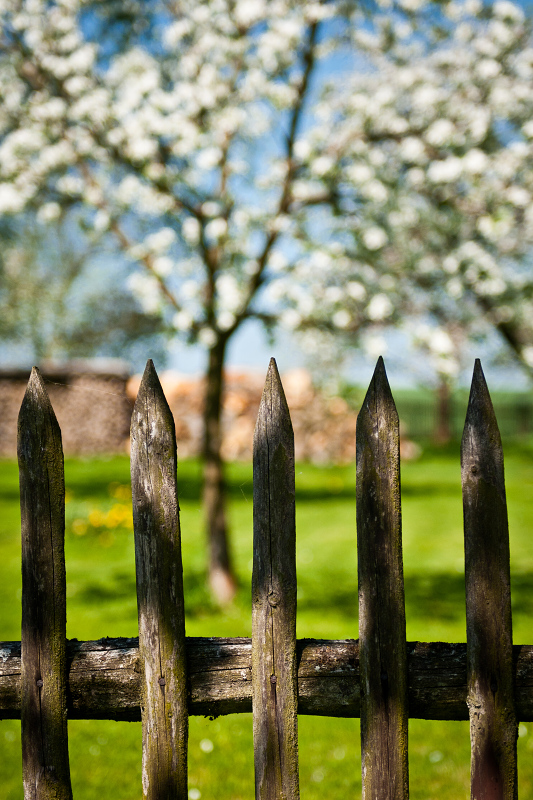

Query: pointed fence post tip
[[255, 357, 291, 429], [141, 358, 158, 385], [472, 358, 487, 390], [266, 356, 280, 380], [372, 355, 389, 387], [463, 359, 501, 446], [134, 360, 168, 409], [358, 357, 397, 430], [18, 366, 62, 454], [25, 366, 47, 396]]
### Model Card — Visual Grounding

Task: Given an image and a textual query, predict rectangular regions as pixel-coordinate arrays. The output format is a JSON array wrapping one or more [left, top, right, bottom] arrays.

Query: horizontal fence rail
[[2, 356, 531, 799], [1, 638, 533, 721]]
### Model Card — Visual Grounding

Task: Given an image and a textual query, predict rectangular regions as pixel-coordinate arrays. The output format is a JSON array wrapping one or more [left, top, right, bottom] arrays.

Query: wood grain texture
[[131, 360, 188, 800], [252, 358, 299, 800], [356, 358, 408, 800], [1, 638, 533, 720], [18, 368, 73, 800], [461, 360, 517, 800]]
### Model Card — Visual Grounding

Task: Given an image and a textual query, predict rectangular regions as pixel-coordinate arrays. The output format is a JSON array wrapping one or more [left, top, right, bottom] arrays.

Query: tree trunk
[[434, 378, 453, 444], [202, 338, 237, 604]]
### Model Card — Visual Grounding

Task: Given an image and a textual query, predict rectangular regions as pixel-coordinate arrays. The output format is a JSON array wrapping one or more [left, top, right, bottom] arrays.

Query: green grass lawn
[[1, 443, 533, 799]]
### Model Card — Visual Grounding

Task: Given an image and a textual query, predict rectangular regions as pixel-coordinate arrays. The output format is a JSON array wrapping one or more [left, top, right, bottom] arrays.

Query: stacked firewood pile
[[128, 368, 359, 465]]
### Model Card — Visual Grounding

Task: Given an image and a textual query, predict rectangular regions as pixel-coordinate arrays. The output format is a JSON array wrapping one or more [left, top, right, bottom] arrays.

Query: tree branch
[[229, 20, 321, 336]]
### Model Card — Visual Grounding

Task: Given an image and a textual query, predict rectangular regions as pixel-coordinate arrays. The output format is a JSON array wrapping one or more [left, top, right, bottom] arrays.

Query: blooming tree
[[1, 0, 533, 598], [278, 0, 533, 386]]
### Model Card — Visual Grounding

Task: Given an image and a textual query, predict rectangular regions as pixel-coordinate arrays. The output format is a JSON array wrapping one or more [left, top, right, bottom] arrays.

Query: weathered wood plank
[[131, 360, 188, 800], [18, 368, 73, 800], [356, 357, 409, 800], [252, 358, 299, 800], [1, 638, 533, 720], [462, 360, 517, 800]]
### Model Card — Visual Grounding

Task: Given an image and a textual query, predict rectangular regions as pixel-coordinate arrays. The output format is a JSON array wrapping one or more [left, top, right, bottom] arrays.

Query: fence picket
[[252, 358, 299, 800], [18, 368, 73, 800], [131, 360, 188, 800], [356, 357, 409, 800], [462, 360, 517, 800]]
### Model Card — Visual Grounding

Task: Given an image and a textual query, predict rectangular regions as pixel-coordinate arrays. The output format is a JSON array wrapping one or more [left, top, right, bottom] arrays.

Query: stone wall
[[0, 363, 132, 457]]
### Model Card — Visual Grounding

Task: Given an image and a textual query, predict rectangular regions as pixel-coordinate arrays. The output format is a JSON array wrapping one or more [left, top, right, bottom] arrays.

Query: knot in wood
[[268, 590, 280, 607], [471, 464, 479, 475]]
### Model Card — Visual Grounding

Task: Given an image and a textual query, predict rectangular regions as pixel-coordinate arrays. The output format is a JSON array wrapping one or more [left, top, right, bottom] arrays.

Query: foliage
[[0, 213, 168, 363]]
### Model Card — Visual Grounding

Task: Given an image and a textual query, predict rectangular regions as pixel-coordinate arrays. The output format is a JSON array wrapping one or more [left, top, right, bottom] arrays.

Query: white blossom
[[281, 309, 302, 329], [0, 184, 25, 214], [201, 201, 223, 218], [216, 274, 242, 312], [462, 149, 489, 174], [347, 281, 366, 301], [198, 327, 217, 347], [425, 119, 456, 147], [205, 217, 227, 241], [182, 218, 200, 245], [217, 310, 236, 331], [401, 137, 427, 164], [152, 256, 173, 277], [522, 346, 533, 367], [311, 156, 334, 176], [37, 201, 61, 222], [346, 164, 374, 184], [427, 157, 463, 183], [127, 272, 161, 313], [172, 310, 193, 332], [506, 186, 530, 207], [93, 209, 109, 231], [367, 294, 393, 320], [429, 329, 454, 355], [145, 228, 176, 254], [333, 309, 351, 329], [363, 227, 388, 250]]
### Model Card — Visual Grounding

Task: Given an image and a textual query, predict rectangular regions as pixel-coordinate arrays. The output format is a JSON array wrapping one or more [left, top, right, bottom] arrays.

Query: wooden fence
[[0, 356, 532, 799]]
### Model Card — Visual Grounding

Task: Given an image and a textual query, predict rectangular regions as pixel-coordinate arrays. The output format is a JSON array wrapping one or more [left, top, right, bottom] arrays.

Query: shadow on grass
[[297, 572, 466, 628], [401, 482, 460, 498], [405, 572, 465, 626], [74, 566, 235, 620], [0, 479, 467, 505], [405, 572, 533, 630], [73, 565, 533, 619], [76, 571, 136, 604], [297, 571, 533, 634]]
